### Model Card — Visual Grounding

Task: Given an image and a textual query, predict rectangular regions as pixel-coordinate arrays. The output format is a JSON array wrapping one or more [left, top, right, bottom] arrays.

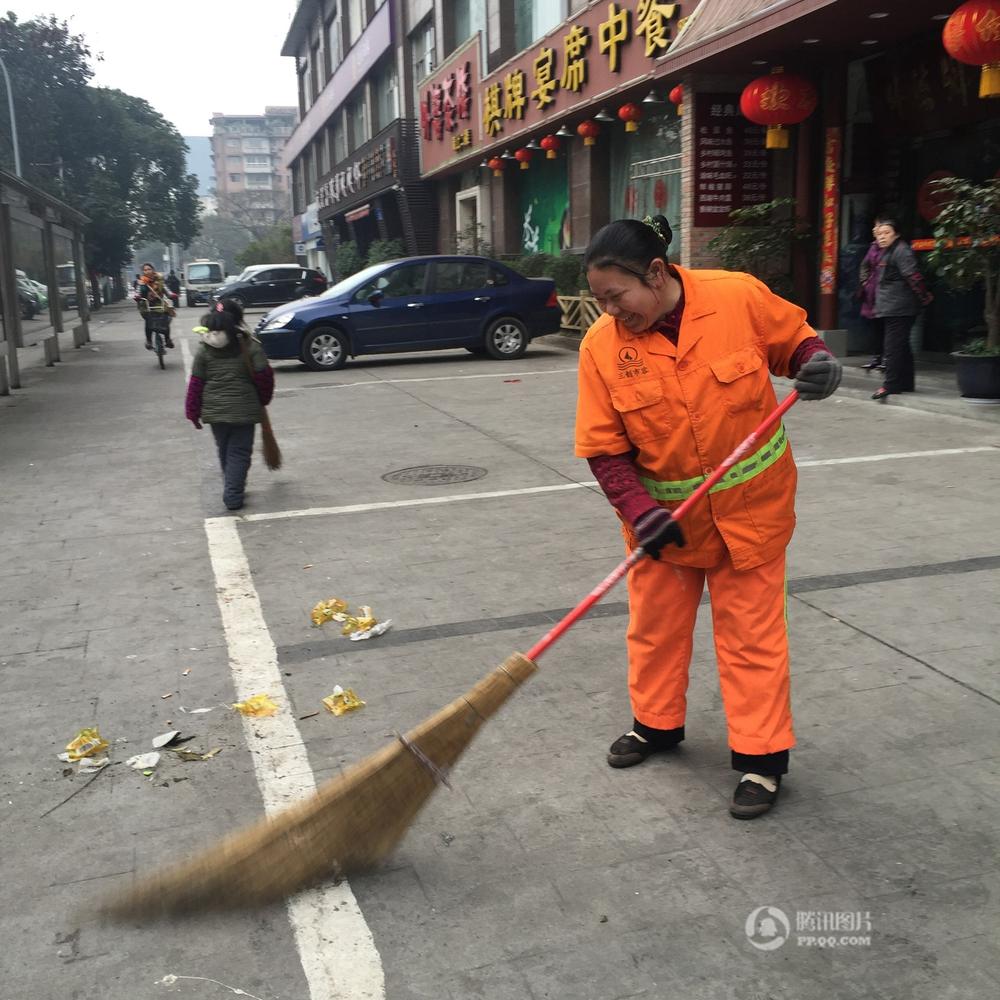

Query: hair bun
[[652, 215, 673, 247]]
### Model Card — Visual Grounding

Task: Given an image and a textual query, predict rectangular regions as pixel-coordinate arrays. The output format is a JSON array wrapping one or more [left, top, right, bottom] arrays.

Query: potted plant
[[927, 177, 1000, 400]]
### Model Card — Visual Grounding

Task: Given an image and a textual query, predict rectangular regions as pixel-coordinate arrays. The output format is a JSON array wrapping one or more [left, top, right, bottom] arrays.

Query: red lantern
[[577, 120, 601, 146], [618, 102, 643, 133], [739, 67, 817, 149], [539, 134, 561, 160], [487, 156, 504, 177], [669, 84, 684, 116], [514, 148, 533, 170], [943, 0, 1000, 98]]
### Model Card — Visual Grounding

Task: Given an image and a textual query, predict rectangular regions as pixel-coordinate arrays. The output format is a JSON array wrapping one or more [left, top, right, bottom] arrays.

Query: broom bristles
[[97, 652, 536, 920], [260, 409, 282, 470]]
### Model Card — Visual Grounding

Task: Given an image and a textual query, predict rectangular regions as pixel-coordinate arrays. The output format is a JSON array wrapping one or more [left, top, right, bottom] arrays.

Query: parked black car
[[255, 255, 562, 371], [212, 265, 328, 309]]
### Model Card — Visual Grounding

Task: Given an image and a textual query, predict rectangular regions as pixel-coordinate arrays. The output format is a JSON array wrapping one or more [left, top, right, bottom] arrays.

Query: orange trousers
[[626, 549, 795, 756]]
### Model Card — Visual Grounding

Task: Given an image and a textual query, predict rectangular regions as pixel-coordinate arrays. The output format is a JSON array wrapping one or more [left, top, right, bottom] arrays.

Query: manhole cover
[[382, 465, 488, 486]]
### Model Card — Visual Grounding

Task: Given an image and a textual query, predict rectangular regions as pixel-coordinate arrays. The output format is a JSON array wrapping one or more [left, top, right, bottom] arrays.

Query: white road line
[[275, 367, 579, 391], [240, 445, 998, 524], [204, 516, 385, 1000], [797, 446, 998, 467]]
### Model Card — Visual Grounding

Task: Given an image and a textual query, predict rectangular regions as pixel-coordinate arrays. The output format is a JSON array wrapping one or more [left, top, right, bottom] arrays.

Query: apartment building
[[210, 107, 297, 233]]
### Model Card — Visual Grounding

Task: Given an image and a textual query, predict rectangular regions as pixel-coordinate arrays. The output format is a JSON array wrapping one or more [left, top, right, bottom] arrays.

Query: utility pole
[[0, 53, 21, 177]]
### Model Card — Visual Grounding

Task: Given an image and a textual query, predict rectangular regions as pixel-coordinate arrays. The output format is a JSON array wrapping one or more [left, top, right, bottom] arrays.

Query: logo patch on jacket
[[617, 346, 649, 378]]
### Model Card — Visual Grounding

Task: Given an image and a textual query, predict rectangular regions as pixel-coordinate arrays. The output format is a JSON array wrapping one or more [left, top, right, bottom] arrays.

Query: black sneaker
[[861, 356, 881, 370], [165, 337, 175, 349], [730, 774, 781, 819], [144, 340, 153, 351], [607, 726, 683, 768]]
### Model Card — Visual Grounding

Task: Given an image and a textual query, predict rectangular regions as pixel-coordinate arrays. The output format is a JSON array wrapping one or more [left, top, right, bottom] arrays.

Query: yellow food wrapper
[[311, 598, 349, 627], [232, 693, 279, 718], [322, 686, 365, 716], [63, 727, 110, 761], [340, 614, 377, 636]]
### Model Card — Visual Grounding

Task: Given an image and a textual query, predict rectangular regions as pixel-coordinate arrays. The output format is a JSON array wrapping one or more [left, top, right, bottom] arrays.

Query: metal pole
[[0, 54, 22, 177]]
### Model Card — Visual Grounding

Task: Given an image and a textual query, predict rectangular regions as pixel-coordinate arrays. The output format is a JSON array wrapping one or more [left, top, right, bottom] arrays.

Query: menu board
[[693, 93, 771, 228]]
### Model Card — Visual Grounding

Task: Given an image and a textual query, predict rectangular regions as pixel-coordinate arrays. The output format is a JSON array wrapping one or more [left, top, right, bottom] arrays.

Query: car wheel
[[302, 327, 348, 371], [483, 317, 528, 359]]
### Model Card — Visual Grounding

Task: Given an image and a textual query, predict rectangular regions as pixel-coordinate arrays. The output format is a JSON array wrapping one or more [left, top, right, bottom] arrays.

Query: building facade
[[281, 0, 999, 354], [209, 107, 297, 232]]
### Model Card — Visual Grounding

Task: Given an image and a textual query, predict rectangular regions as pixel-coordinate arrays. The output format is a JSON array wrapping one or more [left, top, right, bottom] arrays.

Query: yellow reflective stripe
[[639, 424, 788, 503]]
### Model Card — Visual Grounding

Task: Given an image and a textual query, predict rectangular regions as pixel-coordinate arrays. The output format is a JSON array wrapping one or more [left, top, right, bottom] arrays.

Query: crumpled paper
[[322, 685, 366, 716], [232, 694, 278, 718]]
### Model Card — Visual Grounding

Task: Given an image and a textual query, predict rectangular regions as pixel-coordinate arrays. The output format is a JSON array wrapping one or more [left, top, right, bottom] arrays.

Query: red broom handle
[[524, 391, 799, 662]]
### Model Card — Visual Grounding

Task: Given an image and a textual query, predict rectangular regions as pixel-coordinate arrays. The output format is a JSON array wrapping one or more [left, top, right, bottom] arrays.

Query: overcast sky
[[13, 1, 300, 135]]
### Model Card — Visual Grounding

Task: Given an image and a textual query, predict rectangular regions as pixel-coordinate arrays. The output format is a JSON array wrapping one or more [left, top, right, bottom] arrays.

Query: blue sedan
[[255, 255, 563, 371]]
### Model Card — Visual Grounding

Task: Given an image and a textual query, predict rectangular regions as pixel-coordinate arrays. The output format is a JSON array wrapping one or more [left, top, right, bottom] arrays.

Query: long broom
[[99, 392, 799, 919], [240, 334, 282, 470]]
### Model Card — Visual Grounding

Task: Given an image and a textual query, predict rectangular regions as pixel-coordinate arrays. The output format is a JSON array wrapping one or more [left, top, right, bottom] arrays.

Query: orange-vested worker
[[575, 216, 842, 819]]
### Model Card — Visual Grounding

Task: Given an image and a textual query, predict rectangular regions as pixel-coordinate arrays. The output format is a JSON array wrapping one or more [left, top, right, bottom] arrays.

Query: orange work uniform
[[575, 266, 815, 758]]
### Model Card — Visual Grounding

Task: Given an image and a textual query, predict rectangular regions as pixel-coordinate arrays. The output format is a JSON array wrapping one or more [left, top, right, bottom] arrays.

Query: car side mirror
[[247, 277, 256, 284], [367, 290, 384, 307]]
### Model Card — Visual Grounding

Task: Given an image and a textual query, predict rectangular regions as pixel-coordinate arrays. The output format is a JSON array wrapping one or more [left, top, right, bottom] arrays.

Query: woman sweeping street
[[575, 216, 842, 819]]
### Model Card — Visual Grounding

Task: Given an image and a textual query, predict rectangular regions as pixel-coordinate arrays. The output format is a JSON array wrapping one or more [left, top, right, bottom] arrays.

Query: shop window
[[412, 17, 436, 83], [515, 0, 561, 52]]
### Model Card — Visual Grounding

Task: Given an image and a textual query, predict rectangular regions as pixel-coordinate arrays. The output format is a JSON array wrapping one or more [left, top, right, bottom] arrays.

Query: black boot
[[144, 335, 153, 351]]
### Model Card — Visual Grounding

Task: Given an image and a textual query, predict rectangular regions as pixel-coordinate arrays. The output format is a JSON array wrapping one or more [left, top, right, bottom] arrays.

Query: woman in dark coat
[[871, 219, 933, 402]]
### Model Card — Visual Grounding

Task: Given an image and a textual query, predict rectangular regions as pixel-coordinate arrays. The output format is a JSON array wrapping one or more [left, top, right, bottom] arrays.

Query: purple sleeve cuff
[[588, 453, 660, 527], [789, 336, 832, 377], [185, 375, 205, 422], [252, 366, 274, 405]]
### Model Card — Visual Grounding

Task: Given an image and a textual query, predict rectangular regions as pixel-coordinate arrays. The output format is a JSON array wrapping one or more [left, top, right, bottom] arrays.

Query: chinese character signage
[[819, 128, 841, 296], [693, 94, 771, 228], [421, 3, 684, 178], [317, 136, 399, 209], [420, 37, 482, 175]]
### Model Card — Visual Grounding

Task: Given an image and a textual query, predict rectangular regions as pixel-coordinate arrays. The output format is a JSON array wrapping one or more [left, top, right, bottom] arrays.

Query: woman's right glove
[[634, 507, 686, 559]]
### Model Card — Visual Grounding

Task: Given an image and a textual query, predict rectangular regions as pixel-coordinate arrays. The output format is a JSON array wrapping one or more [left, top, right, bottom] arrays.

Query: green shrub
[[366, 238, 405, 266], [334, 241, 364, 279], [706, 198, 809, 300], [552, 253, 586, 295]]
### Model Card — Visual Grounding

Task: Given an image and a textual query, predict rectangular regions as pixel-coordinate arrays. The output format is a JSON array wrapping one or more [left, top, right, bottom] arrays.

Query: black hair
[[874, 216, 900, 233], [142, 261, 155, 270], [200, 299, 248, 354], [584, 216, 673, 282]]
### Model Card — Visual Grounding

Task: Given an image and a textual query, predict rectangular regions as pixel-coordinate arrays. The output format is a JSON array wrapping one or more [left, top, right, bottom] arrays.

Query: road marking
[[797, 446, 998, 467], [274, 367, 579, 391], [240, 445, 998, 524], [204, 516, 385, 1000]]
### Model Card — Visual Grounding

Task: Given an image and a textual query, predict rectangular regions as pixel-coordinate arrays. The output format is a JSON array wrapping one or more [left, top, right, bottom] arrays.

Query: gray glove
[[794, 351, 842, 400]]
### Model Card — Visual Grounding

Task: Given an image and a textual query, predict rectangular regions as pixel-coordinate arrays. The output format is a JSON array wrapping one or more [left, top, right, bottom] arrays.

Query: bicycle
[[146, 312, 171, 369]]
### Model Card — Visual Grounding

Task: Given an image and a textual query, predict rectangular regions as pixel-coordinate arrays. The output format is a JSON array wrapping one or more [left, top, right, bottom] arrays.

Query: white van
[[182, 259, 225, 307]]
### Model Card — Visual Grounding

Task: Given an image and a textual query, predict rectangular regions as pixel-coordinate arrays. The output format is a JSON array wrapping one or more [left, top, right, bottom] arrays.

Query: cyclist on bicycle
[[135, 262, 177, 350]]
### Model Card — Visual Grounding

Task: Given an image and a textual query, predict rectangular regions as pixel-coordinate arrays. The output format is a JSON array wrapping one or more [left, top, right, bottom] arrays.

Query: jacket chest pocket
[[709, 347, 766, 416], [609, 379, 672, 443]]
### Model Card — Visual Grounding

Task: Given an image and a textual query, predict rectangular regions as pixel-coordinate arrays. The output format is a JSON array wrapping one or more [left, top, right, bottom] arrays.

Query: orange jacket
[[575, 266, 816, 570]]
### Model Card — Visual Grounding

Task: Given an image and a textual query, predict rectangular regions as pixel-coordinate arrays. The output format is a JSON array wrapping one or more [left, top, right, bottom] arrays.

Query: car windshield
[[56, 264, 75, 287], [317, 261, 403, 300], [188, 263, 223, 283]]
